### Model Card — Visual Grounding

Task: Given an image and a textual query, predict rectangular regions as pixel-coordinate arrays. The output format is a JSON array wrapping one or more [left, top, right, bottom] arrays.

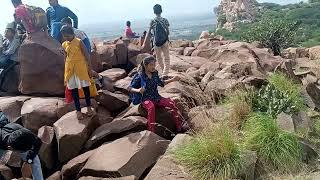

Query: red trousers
[[142, 98, 182, 133]]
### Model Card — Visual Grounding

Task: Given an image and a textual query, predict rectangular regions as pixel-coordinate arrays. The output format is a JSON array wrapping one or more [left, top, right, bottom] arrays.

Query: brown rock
[[99, 68, 127, 82], [56, 99, 98, 119], [0, 150, 21, 168], [90, 50, 103, 73], [0, 164, 14, 180], [127, 44, 141, 60], [101, 76, 115, 92], [194, 39, 222, 50], [96, 90, 129, 112], [199, 31, 210, 39], [199, 62, 221, 76], [19, 32, 65, 95], [205, 79, 242, 96], [61, 150, 95, 180], [129, 53, 150, 67], [114, 77, 133, 94], [305, 83, 320, 110], [21, 98, 63, 133], [170, 40, 193, 48], [201, 71, 215, 88], [183, 47, 196, 56], [85, 116, 146, 150], [171, 47, 185, 55], [46, 171, 61, 180], [115, 40, 128, 65], [276, 112, 295, 133], [309, 46, 320, 60], [79, 131, 170, 179], [145, 134, 192, 180], [53, 110, 99, 163], [38, 126, 56, 170], [96, 106, 113, 126], [0, 96, 30, 122], [96, 44, 117, 66]]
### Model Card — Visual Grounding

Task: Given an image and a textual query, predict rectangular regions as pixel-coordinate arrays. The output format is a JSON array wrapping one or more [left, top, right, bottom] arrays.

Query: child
[[61, 25, 94, 120], [125, 21, 139, 38], [149, 4, 170, 78], [128, 56, 183, 133]]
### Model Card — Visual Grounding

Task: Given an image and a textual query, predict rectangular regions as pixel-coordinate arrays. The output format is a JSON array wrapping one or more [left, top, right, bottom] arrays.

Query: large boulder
[[170, 40, 193, 48], [38, 126, 57, 170], [46, 171, 61, 180], [115, 40, 128, 65], [205, 79, 243, 96], [96, 106, 113, 126], [114, 77, 133, 94], [96, 90, 129, 112], [18, 32, 65, 95], [0, 165, 14, 180], [145, 134, 192, 180], [0, 96, 30, 122], [99, 68, 127, 82], [79, 131, 170, 179], [90, 50, 103, 73], [96, 44, 117, 66], [85, 116, 147, 150], [184, 47, 196, 56], [61, 150, 95, 180], [53, 110, 99, 163], [21, 98, 63, 133], [309, 46, 320, 60]]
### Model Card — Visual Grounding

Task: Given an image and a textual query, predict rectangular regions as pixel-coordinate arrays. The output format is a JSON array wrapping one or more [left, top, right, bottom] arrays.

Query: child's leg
[[82, 86, 94, 116], [71, 88, 81, 112], [161, 42, 170, 77], [157, 97, 182, 132], [142, 100, 156, 132]]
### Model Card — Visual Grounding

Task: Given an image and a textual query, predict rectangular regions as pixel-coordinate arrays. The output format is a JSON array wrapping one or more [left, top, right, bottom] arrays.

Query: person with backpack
[[0, 112, 43, 180], [46, 0, 78, 42], [128, 56, 184, 133], [149, 4, 170, 79], [12, 0, 48, 37]]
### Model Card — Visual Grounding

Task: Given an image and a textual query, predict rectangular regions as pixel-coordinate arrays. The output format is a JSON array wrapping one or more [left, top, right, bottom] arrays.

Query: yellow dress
[[63, 38, 91, 89]]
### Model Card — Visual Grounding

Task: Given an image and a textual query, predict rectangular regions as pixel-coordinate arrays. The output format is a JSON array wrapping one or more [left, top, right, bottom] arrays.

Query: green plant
[[252, 73, 305, 118], [173, 126, 242, 180], [244, 113, 303, 173]]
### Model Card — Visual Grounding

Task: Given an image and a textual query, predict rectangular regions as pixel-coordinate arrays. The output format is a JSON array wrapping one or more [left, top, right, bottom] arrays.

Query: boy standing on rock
[[149, 4, 170, 79]]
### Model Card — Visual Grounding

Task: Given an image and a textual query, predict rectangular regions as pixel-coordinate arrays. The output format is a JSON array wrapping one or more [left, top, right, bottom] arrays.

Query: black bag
[[154, 19, 168, 47]]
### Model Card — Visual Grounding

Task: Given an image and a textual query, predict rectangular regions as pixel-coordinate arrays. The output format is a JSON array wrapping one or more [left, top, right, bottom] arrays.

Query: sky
[[0, 0, 307, 34]]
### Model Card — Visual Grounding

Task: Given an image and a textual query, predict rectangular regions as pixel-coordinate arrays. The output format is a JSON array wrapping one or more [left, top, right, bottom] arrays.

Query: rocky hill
[[1, 29, 320, 179]]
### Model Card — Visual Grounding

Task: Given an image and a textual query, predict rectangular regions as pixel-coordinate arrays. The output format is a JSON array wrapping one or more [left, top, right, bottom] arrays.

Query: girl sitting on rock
[[128, 56, 183, 133], [61, 25, 94, 120]]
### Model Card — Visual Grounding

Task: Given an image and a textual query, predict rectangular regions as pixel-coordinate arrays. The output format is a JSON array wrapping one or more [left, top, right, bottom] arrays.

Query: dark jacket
[[46, 4, 78, 29]]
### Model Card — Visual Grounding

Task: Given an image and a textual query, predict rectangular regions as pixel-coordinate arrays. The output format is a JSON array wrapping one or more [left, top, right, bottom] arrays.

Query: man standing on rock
[[149, 4, 170, 79], [0, 112, 43, 180], [46, 0, 78, 42]]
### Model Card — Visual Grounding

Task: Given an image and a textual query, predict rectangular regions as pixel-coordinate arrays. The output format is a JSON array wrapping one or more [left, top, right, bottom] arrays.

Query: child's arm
[[80, 41, 92, 76], [128, 87, 145, 94], [128, 74, 145, 94]]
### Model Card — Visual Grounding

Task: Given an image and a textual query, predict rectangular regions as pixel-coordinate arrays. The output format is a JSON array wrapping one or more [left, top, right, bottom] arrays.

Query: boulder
[[78, 176, 136, 180], [19, 32, 65, 95], [84, 116, 147, 150], [201, 71, 215, 89], [0, 165, 14, 180], [145, 134, 192, 180], [305, 83, 320, 110], [90, 51, 103, 73], [191, 48, 219, 59], [183, 47, 196, 56], [276, 112, 295, 133], [309, 46, 320, 60], [38, 126, 57, 170], [205, 79, 242, 96], [99, 68, 127, 82], [96, 90, 129, 112], [171, 47, 185, 55], [292, 111, 311, 132], [53, 110, 99, 163], [101, 76, 115, 92], [199, 31, 210, 39], [96, 106, 113, 126], [1, 65, 20, 93], [79, 131, 170, 179], [61, 150, 95, 180], [127, 44, 141, 60], [96, 44, 117, 66], [1, 150, 21, 168], [282, 47, 309, 59], [169, 55, 192, 72], [115, 40, 128, 65], [129, 53, 150, 67], [0, 96, 30, 122], [46, 171, 61, 180], [56, 99, 98, 119], [237, 150, 257, 180], [199, 62, 221, 76], [170, 40, 193, 48], [114, 77, 132, 94], [21, 98, 63, 133], [194, 39, 223, 50]]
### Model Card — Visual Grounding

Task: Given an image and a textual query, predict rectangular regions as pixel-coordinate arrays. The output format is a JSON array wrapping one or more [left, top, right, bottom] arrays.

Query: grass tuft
[[173, 125, 242, 180], [244, 113, 303, 173]]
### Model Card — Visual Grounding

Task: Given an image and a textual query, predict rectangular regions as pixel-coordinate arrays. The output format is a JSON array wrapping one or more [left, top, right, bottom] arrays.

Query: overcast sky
[[0, 0, 306, 34]]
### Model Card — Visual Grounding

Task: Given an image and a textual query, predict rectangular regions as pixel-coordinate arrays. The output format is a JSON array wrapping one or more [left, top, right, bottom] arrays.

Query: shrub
[[244, 113, 303, 173], [252, 73, 305, 118], [173, 126, 242, 179]]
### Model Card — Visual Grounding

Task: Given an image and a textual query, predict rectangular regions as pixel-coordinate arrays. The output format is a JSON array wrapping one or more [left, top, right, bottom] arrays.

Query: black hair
[[126, 21, 131, 27], [153, 4, 162, 15], [138, 56, 156, 73], [11, 0, 22, 5], [61, 17, 72, 26], [60, 25, 74, 36]]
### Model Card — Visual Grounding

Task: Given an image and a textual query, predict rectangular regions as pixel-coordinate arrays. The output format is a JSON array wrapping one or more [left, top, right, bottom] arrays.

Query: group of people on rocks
[[0, 1, 188, 179]]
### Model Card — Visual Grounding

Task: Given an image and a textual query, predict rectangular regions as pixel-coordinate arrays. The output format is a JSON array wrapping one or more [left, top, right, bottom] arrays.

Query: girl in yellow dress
[[61, 25, 94, 119]]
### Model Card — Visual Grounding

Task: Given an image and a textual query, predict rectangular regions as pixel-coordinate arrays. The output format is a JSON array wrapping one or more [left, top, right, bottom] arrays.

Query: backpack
[[129, 73, 146, 105], [154, 19, 169, 47], [25, 5, 47, 31]]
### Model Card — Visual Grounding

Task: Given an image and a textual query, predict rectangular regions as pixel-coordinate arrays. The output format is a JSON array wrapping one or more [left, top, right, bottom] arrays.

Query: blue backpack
[[130, 73, 146, 105], [154, 19, 169, 47]]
